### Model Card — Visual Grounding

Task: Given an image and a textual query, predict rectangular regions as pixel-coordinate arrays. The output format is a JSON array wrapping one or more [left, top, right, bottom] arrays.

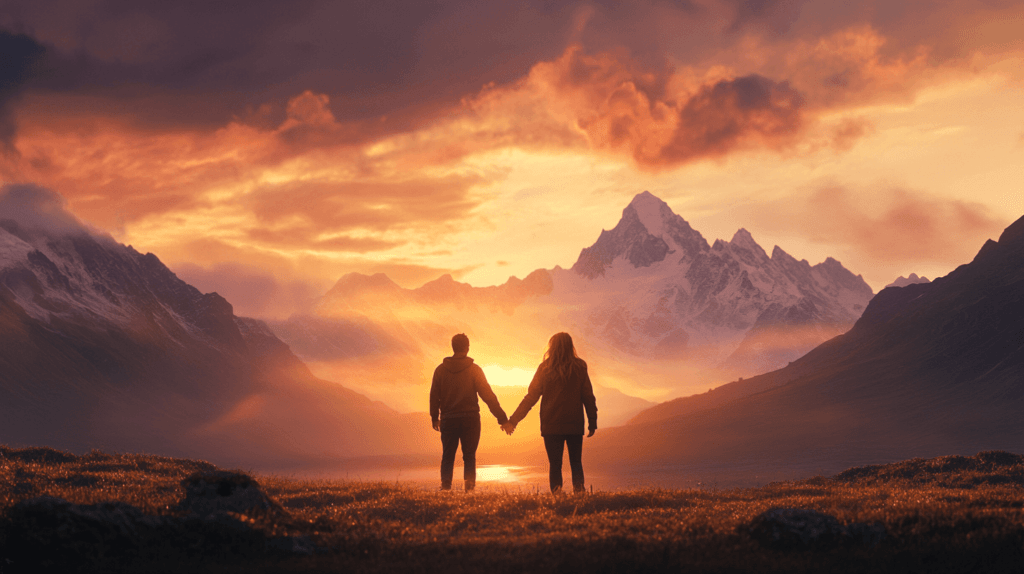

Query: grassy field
[[1, 446, 1023, 573]]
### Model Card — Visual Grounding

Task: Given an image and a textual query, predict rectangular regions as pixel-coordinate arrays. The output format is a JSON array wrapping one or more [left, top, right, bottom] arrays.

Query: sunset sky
[[2, 1, 1022, 319]]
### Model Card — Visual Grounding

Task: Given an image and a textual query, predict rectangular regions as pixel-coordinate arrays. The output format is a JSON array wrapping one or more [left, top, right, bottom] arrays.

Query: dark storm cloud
[[657, 74, 804, 164], [0, 0, 577, 133], [724, 0, 804, 35], [1, 0, 1019, 157], [528, 47, 807, 168], [0, 31, 46, 148]]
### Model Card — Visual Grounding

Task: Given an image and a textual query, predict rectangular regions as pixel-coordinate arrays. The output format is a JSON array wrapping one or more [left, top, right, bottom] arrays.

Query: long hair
[[542, 332, 579, 381]]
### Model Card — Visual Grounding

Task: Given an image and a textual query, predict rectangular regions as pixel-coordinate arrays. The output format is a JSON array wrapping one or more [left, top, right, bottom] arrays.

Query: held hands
[[500, 421, 517, 436]]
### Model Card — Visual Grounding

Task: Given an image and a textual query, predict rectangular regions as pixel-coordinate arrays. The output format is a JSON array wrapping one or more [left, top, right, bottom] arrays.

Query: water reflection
[[266, 461, 746, 490], [476, 464, 545, 484], [278, 463, 550, 490], [266, 458, 808, 490]]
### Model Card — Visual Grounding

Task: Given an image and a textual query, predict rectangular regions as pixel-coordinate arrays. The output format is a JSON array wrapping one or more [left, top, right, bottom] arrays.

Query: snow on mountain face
[[0, 219, 240, 350], [556, 191, 874, 373], [572, 191, 709, 279]]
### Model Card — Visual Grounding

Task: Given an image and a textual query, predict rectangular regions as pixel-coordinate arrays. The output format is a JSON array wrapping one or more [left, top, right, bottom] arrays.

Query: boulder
[[1, 495, 263, 568], [178, 470, 288, 520], [745, 507, 885, 549], [1, 475, 310, 571]]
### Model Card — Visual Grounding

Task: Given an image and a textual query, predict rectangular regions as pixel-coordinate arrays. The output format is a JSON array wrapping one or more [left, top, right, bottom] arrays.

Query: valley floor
[[1, 446, 1023, 573]]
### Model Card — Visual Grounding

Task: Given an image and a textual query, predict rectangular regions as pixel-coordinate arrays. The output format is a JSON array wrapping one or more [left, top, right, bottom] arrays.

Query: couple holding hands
[[429, 332, 598, 493]]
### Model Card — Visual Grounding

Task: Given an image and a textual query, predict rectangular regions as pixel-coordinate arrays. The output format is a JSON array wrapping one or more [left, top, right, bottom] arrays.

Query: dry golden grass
[[2, 446, 1023, 573]]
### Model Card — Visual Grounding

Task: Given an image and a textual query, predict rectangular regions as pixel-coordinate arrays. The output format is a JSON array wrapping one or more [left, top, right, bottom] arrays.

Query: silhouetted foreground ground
[[2, 446, 1023, 573]]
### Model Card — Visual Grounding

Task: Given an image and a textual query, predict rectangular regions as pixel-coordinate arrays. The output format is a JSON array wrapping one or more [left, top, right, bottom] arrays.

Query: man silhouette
[[430, 333, 508, 491]]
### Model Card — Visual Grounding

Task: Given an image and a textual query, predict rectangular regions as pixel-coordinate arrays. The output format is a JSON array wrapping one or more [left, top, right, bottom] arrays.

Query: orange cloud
[[11, 89, 493, 245], [445, 27, 943, 169], [775, 26, 931, 109], [452, 46, 809, 170], [245, 228, 399, 253], [748, 186, 1008, 266], [246, 174, 487, 234], [5, 19, 996, 231], [828, 118, 874, 152]]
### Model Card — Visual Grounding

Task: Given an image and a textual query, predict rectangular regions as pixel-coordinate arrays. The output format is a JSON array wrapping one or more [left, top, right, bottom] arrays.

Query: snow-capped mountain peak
[[572, 191, 709, 279], [560, 191, 873, 374], [729, 228, 768, 259], [629, 190, 673, 238]]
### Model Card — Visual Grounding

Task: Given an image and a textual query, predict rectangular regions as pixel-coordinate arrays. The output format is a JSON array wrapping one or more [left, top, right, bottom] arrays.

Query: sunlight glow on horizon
[[475, 465, 535, 483], [482, 365, 536, 387]]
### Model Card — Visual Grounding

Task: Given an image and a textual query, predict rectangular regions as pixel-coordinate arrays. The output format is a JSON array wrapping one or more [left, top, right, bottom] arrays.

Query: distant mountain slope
[[593, 213, 1024, 477], [885, 273, 930, 289], [0, 185, 432, 467]]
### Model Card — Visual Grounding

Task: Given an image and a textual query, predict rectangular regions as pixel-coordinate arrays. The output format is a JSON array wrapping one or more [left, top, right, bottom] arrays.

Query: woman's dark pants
[[439, 415, 481, 490], [543, 434, 584, 493]]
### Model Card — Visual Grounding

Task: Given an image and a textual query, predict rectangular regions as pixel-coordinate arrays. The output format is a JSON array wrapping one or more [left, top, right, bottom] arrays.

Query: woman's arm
[[580, 361, 598, 435], [508, 364, 544, 425]]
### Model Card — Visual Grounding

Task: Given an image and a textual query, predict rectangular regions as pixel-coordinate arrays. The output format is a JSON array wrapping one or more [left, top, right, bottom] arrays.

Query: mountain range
[[0, 185, 431, 467], [271, 191, 874, 412], [559, 191, 873, 373], [590, 212, 1024, 484]]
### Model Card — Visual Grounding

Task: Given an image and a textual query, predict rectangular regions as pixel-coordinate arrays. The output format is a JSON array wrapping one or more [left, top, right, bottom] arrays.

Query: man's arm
[[508, 365, 544, 425], [429, 367, 441, 431], [474, 367, 508, 425], [580, 362, 598, 437]]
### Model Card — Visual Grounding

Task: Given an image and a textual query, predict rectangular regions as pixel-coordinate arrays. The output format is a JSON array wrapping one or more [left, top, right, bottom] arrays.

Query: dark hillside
[[594, 214, 1024, 480]]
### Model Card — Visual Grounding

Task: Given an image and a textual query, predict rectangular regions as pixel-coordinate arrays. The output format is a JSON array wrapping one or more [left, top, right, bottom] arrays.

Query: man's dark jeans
[[440, 415, 481, 490], [543, 434, 584, 493]]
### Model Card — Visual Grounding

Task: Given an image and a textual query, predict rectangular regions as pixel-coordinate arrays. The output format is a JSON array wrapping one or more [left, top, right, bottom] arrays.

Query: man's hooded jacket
[[430, 356, 508, 425]]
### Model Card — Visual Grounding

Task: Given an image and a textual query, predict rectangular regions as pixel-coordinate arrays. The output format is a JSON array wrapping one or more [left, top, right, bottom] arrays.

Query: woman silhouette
[[503, 333, 598, 493]]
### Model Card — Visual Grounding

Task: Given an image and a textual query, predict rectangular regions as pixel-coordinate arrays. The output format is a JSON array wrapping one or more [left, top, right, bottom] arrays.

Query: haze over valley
[[270, 190, 874, 416]]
